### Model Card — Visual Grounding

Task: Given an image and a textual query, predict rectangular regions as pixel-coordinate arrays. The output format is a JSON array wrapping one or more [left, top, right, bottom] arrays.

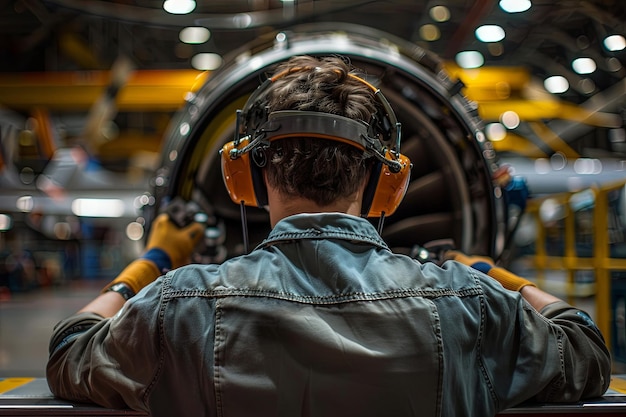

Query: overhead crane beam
[[0, 70, 209, 112]]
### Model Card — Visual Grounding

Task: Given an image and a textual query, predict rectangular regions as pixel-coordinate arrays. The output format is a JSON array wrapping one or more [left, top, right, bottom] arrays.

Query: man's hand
[[444, 250, 536, 292], [145, 213, 204, 269], [103, 213, 204, 297]]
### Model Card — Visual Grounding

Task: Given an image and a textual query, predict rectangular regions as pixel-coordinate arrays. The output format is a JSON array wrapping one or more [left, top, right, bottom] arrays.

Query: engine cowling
[[148, 24, 509, 262]]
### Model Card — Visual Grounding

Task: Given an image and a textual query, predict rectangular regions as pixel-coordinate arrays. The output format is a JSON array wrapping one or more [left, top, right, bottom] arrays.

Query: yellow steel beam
[[0, 66, 620, 130], [0, 70, 209, 111], [490, 132, 548, 158], [476, 99, 622, 127], [527, 122, 579, 158], [445, 64, 622, 128], [443, 64, 532, 98]]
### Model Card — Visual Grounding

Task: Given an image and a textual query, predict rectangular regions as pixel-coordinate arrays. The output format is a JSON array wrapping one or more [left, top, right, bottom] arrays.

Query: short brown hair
[[263, 55, 377, 206]]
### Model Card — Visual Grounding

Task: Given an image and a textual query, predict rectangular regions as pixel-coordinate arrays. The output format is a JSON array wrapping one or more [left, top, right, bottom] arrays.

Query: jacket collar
[[257, 212, 389, 250]]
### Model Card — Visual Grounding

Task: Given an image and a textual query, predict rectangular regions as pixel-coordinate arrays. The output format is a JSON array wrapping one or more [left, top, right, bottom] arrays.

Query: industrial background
[[0, 0, 625, 378]]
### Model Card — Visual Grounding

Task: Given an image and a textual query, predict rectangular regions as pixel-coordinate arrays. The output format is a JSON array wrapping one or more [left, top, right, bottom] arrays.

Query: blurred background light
[[16, 196, 34, 212], [179, 27, 210, 44], [475, 25, 506, 42], [486, 122, 507, 141], [455, 50, 484, 68], [550, 152, 567, 171], [419, 24, 440, 41], [573, 158, 603, 175], [126, 221, 145, 241], [191, 53, 223, 70], [429, 5, 451, 22], [0, 214, 12, 231], [604, 34, 626, 51], [163, 0, 196, 14], [544, 75, 569, 93], [500, 110, 520, 129], [539, 198, 565, 224], [534, 158, 551, 174], [572, 57, 597, 74], [499, 0, 532, 13], [71, 198, 125, 218]]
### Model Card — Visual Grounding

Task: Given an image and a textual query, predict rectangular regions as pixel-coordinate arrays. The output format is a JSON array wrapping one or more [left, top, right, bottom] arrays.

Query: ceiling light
[[573, 158, 602, 175], [475, 25, 505, 42], [16, 195, 34, 212], [179, 27, 210, 44], [191, 53, 223, 71], [163, 0, 196, 15], [232, 13, 252, 29], [578, 78, 595, 94], [419, 24, 440, 41], [0, 214, 12, 231], [604, 34, 626, 51], [571, 57, 596, 74], [455, 50, 484, 68], [607, 57, 622, 72], [500, 111, 520, 129], [488, 43, 504, 56], [499, 0, 531, 13], [544, 75, 569, 94], [429, 5, 450, 22], [486, 123, 507, 141]]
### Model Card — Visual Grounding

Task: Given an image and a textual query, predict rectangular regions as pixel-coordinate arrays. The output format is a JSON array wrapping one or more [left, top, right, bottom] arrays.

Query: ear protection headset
[[220, 65, 412, 218]]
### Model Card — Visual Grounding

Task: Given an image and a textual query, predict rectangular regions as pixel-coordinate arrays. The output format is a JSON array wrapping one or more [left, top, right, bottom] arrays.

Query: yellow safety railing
[[523, 178, 626, 345]]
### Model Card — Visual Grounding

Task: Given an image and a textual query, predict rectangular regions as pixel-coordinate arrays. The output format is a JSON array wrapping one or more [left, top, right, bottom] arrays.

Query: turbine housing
[[148, 24, 510, 262]]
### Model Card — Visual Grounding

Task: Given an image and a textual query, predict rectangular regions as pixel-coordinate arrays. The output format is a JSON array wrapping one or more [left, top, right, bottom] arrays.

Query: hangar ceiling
[[0, 0, 624, 164], [1, 1, 623, 95]]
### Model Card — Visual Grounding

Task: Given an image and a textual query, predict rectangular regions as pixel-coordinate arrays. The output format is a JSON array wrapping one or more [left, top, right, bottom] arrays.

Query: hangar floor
[[0, 280, 107, 377]]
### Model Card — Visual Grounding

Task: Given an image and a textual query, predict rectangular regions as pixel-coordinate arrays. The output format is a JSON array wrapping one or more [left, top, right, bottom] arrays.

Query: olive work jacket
[[47, 213, 611, 417]]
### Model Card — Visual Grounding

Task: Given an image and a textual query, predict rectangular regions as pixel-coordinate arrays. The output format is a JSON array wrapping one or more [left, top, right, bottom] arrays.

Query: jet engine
[[147, 24, 510, 262]]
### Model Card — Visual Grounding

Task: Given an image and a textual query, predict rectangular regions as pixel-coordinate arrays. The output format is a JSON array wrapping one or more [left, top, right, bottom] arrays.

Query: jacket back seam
[[141, 276, 170, 408], [162, 287, 483, 305]]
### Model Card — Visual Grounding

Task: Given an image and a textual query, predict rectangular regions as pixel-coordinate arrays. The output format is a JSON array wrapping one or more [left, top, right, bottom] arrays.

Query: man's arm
[[46, 213, 203, 409], [519, 284, 561, 311], [76, 213, 203, 318], [444, 251, 561, 310], [79, 291, 127, 317], [445, 250, 611, 403]]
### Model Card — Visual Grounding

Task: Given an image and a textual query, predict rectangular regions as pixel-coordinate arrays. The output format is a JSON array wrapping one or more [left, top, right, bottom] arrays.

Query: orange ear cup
[[365, 152, 411, 217], [220, 139, 260, 207]]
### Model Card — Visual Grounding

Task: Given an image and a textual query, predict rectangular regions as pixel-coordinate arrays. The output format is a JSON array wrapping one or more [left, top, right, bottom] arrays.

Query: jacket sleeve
[[480, 276, 611, 410], [535, 300, 612, 402], [46, 280, 164, 412]]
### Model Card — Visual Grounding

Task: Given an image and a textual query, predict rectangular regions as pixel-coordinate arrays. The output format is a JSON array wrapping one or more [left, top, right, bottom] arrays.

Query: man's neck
[[267, 192, 362, 227]]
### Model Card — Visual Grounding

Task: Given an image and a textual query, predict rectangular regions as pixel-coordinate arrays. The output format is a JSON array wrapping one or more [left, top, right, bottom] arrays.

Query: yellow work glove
[[104, 213, 204, 297], [144, 213, 204, 269], [444, 250, 536, 292]]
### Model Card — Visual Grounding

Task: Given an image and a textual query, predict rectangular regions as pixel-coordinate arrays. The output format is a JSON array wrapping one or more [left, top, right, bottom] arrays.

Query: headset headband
[[233, 110, 404, 173], [232, 66, 403, 166]]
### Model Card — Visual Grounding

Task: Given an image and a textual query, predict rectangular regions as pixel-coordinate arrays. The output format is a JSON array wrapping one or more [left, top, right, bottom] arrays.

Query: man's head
[[221, 54, 410, 222], [261, 55, 377, 207]]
